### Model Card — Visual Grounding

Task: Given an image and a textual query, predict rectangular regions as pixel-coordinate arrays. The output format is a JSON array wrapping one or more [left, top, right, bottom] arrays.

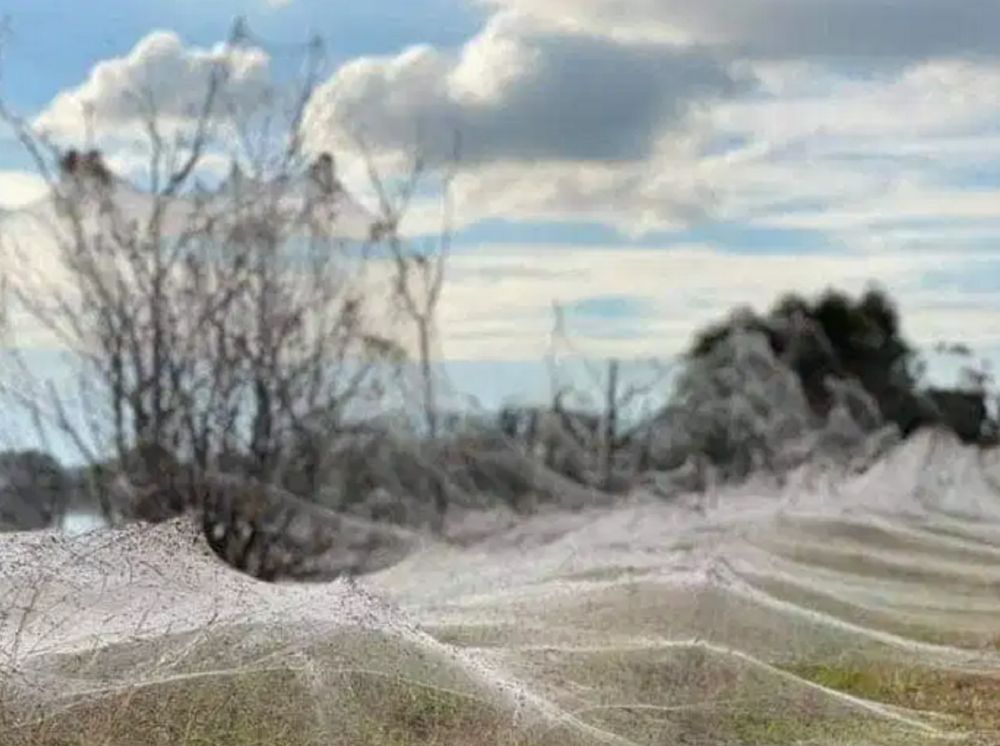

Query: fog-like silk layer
[[3, 429, 999, 744]]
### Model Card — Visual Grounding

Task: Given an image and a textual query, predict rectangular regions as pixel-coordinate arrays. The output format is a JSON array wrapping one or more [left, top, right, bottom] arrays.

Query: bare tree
[[539, 303, 672, 490], [353, 139, 459, 529], [0, 23, 402, 520], [0, 43, 234, 517], [598, 358, 620, 489], [364, 135, 460, 441]]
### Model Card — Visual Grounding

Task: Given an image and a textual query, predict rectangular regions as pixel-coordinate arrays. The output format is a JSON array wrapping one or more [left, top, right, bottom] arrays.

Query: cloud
[[713, 61, 1000, 146], [691, 59, 1000, 252], [48, 8, 999, 243], [407, 56, 1000, 236], [299, 5, 1000, 238], [301, 11, 741, 233], [480, 0, 1000, 61], [445, 150, 716, 234], [0, 171, 47, 209], [303, 12, 741, 165], [433, 244, 978, 360], [35, 31, 272, 144]]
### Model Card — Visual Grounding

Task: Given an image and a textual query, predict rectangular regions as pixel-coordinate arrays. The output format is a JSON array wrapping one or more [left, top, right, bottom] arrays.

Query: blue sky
[[4, 0, 1000, 457], [0, 1, 482, 108]]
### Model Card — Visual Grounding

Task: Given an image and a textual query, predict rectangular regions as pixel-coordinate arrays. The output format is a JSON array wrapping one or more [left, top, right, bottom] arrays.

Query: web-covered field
[[2, 430, 1000, 745]]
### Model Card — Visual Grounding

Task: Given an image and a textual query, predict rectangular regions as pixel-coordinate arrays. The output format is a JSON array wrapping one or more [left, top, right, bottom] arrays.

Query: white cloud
[[0, 171, 48, 209], [41, 8, 1000, 245], [413, 55, 1000, 237], [35, 31, 272, 144], [713, 61, 1000, 146], [433, 244, 978, 360], [451, 148, 715, 234], [673, 58, 1000, 253], [757, 188, 1000, 233]]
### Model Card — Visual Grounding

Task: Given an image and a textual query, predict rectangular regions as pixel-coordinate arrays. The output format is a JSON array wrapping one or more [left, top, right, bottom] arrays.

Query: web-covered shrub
[[807, 375, 900, 475], [645, 315, 900, 493], [650, 322, 815, 483]]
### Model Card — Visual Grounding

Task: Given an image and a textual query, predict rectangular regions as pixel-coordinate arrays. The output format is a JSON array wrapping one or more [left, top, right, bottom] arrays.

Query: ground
[[2, 431, 1000, 744]]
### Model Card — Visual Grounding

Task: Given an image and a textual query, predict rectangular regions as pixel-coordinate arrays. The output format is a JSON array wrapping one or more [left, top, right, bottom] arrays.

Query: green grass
[[426, 624, 522, 648], [555, 565, 653, 583], [740, 571, 993, 649], [494, 645, 941, 745], [786, 660, 1000, 735], [6, 595, 998, 745]]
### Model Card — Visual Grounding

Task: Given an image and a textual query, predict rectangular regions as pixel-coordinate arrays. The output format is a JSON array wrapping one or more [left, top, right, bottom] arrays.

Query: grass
[[1, 670, 323, 746], [5, 625, 995, 745], [9, 654, 977, 746], [2, 669, 596, 746], [494, 644, 939, 745], [786, 660, 1000, 736], [0, 624, 602, 746], [739, 571, 994, 649], [332, 670, 589, 745], [6, 534, 999, 746], [770, 515, 1000, 567], [427, 623, 523, 648], [555, 565, 653, 583]]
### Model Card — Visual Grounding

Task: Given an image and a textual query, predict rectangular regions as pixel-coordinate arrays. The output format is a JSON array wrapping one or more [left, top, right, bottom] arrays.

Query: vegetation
[[0, 22, 990, 534], [0, 449, 69, 530], [786, 660, 1000, 735], [0, 285, 995, 535], [690, 287, 993, 444], [0, 625, 594, 746], [1, 671, 584, 746], [0, 23, 431, 528]]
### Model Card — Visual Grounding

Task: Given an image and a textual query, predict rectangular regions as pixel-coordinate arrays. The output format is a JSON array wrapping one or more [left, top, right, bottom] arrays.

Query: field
[[2, 431, 999, 745]]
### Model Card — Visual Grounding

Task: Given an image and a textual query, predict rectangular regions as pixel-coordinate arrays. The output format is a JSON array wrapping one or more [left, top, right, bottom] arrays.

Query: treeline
[[2, 286, 993, 533]]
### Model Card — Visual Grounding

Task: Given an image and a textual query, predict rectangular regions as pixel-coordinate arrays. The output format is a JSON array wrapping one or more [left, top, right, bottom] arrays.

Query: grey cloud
[[303, 18, 740, 164], [700, 0, 1000, 61], [455, 36, 738, 161], [486, 0, 1000, 62]]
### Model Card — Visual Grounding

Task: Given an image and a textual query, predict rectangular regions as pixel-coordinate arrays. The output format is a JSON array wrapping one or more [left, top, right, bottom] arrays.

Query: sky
[[2, 0, 1000, 429]]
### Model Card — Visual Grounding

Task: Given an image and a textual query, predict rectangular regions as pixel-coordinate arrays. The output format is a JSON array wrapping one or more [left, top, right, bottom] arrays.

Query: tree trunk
[[418, 319, 437, 439], [600, 358, 619, 490]]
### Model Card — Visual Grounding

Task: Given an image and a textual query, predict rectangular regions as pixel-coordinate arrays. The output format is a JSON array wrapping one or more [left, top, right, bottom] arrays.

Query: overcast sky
[[2, 0, 1000, 412]]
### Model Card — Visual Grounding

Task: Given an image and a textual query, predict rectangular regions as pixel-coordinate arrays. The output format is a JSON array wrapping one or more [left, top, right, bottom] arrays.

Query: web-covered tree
[[0, 24, 405, 523], [689, 286, 939, 438]]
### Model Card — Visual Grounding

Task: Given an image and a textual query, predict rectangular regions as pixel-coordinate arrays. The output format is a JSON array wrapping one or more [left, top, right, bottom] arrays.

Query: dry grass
[[0, 671, 321, 746], [0, 623, 602, 746], [0, 669, 589, 746]]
